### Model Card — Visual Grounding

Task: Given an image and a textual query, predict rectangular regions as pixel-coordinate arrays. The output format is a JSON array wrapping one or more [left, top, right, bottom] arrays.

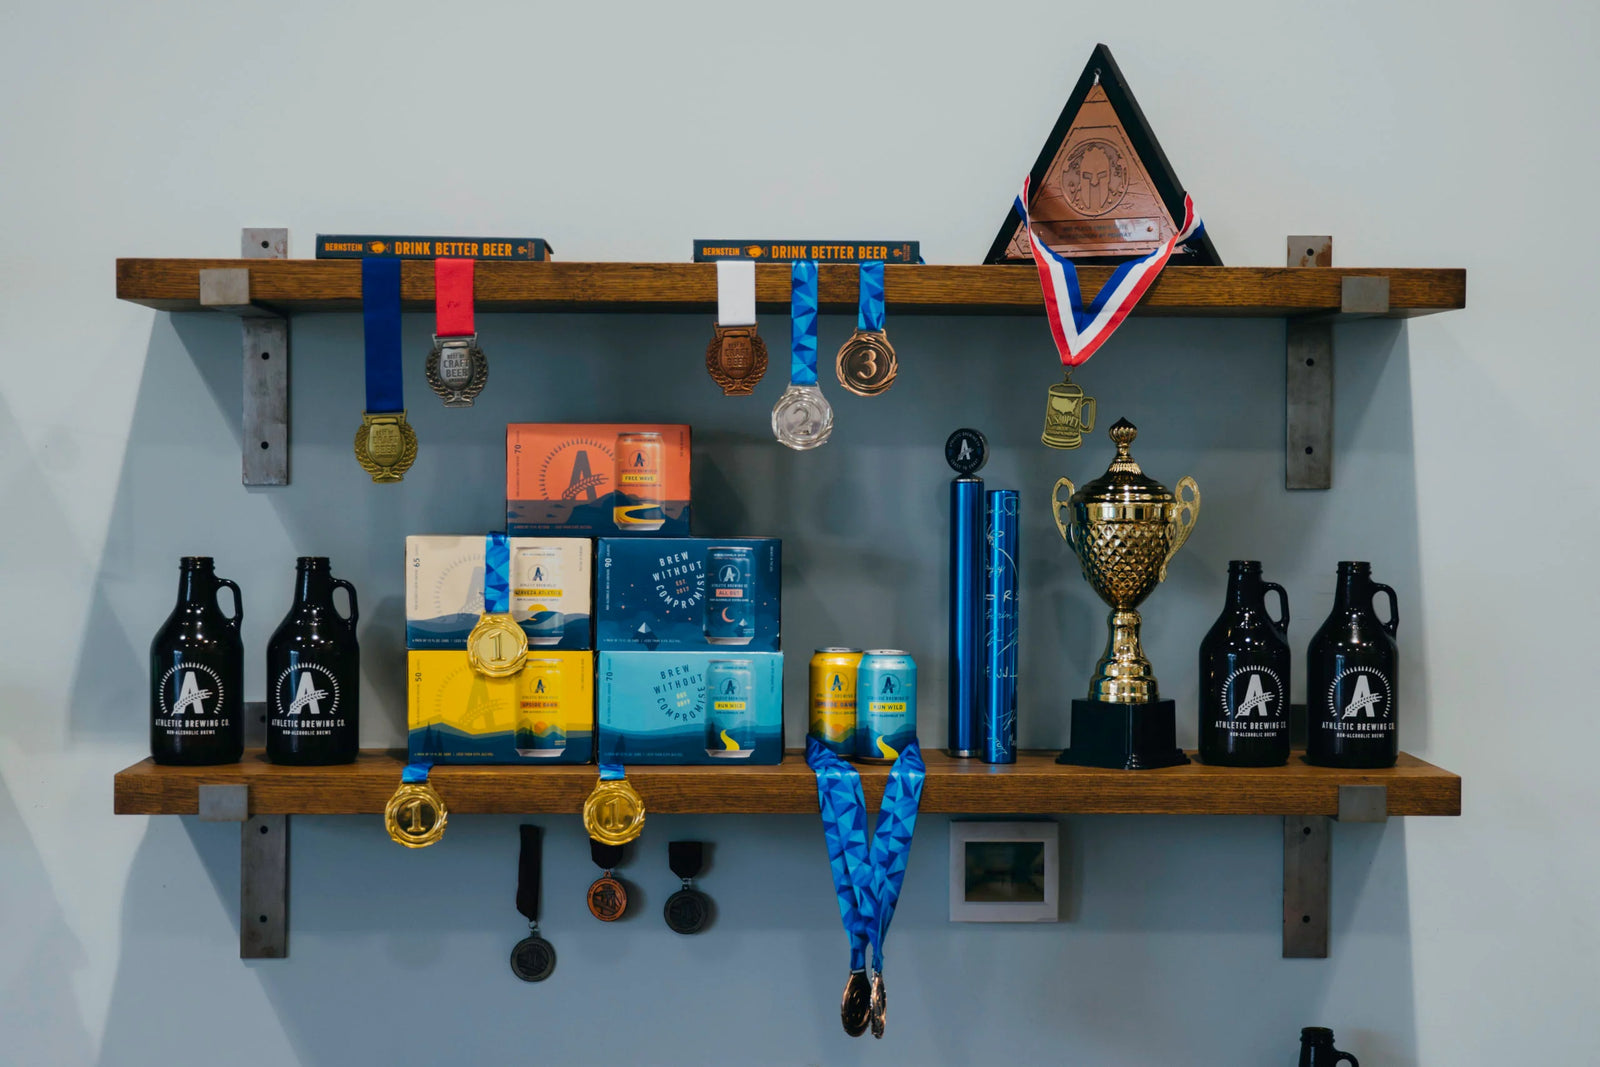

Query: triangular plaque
[[985, 44, 1221, 266]]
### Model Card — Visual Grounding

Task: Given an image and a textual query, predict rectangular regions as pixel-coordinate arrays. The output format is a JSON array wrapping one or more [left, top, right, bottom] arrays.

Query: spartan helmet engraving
[[1064, 139, 1128, 217]]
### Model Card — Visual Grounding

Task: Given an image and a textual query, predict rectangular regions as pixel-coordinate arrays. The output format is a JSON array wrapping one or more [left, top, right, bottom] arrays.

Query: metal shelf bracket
[[198, 783, 289, 959], [199, 228, 289, 486], [1282, 784, 1388, 957], [1286, 237, 1391, 489]]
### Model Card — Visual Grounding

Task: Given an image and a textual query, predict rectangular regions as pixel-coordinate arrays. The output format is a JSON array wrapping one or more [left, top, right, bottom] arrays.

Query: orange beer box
[[507, 424, 691, 537]]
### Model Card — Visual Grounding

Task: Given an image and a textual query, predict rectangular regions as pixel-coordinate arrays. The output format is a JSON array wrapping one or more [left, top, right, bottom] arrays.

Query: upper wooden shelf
[[114, 748, 1461, 817], [115, 260, 1466, 318]]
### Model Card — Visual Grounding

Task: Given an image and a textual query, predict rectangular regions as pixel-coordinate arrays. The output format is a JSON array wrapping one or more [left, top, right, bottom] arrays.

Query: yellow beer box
[[406, 535, 592, 650], [408, 650, 594, 764]]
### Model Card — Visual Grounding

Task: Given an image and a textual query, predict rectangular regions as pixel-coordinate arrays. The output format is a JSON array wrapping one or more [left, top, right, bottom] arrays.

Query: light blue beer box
[[405, 535, 592, 650], [596, 650, 784, 764], [596, 537, 780, 652]]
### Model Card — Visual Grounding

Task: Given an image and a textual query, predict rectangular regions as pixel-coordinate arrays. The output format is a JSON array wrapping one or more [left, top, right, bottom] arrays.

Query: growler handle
[[1333, 1053, 1359, 1067], [215, 577, 243, 630], [332, 578, 360, 629], [1264, 581, 1290, 633], [1079, 396, 1096, 434], [1051, 477, 1076, 549], [1373, 583, 1398, 637], [1158, 476, 1201, 582]]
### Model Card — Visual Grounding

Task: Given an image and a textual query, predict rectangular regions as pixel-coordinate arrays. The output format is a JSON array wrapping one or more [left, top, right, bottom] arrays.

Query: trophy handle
[[1079, 397, 1096, 434], [1158, 476, 1200, 582], [1051, 477, 1076, 548]]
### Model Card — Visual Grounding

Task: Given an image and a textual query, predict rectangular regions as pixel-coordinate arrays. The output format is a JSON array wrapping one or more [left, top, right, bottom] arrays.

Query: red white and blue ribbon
[[1016, 176, 1204, 367]]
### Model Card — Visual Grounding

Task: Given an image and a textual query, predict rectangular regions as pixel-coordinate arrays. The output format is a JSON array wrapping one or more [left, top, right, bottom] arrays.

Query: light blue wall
[[5, 2, 1597, 1064]]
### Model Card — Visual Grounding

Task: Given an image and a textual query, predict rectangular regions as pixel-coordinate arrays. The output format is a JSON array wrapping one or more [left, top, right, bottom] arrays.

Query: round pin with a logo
[[945, 428, 988, 476]]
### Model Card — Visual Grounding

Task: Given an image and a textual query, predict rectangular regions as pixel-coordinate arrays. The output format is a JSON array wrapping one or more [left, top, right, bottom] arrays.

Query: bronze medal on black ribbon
[[510, 825, 556, 982], [663, 840, 712, 934], [587, 838, 629, 922]]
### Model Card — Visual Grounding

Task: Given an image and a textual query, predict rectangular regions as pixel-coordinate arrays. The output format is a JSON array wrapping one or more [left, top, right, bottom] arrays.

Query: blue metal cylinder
[[983, 489, 1019, 764], [948, 477, 984, 756]]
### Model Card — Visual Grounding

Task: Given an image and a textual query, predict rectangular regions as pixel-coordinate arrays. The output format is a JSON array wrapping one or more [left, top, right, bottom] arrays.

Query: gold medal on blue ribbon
[[355, 257, 418, 481], [468, 533, 527, 678]]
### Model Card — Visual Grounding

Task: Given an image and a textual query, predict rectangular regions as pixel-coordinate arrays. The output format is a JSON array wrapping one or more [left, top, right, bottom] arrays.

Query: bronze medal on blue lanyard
[[835, 260, 897, 396]]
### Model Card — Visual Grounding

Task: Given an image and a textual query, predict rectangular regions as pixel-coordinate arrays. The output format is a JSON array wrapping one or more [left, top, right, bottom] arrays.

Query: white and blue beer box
[[596, 650, 783, 764], [405, 535, 592, 650], [596, 537, 780, 652]]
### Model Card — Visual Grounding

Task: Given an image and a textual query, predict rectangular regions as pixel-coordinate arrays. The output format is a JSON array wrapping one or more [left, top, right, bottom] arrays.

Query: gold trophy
[[1052, 418, 1198, 768]]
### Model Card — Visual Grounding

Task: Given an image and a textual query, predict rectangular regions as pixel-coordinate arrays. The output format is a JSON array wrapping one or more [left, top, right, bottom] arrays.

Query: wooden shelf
[[114, 748, 1460, 818], [115, 259, 1466, 318]]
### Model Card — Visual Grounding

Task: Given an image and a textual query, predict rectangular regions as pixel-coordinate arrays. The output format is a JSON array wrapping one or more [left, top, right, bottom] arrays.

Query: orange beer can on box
[[506, 424, 691, 536]]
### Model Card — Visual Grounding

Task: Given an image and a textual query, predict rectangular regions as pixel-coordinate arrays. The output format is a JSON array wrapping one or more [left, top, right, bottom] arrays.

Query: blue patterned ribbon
[[401, 760, 433, 783], [866, 740, 923, 970], [807, 737, 925, 975], [807, 739, 873, 970], [790, 259, 818, 386], [362, 257, 404, 412], [856, 260, 885, 333], [599, 761, 625, 781], [484, 532, 511, 614]]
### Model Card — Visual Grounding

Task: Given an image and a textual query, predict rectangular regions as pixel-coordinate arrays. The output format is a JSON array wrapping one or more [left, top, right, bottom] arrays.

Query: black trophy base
[[1056, 698, 1191, 770]]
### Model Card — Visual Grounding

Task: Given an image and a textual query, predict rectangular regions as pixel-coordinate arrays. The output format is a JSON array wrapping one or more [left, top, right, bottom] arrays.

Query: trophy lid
[[1072, 419, 1176, 505]]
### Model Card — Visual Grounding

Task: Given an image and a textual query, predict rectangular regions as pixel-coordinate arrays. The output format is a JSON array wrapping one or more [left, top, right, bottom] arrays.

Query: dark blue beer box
[[596, 537, 781, 652], [597, 650, 783, 764]]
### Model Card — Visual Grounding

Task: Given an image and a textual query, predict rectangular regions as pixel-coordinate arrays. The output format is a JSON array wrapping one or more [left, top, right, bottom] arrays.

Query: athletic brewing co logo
[[881, 676, 898, 695], [159, 663, 224, 717], [1220, 666, 1284, 719], [274, 663, 340, 717], [1332, 668, 1391, 719], [830, 673, 843, 691], [535, 435, 614, 502]]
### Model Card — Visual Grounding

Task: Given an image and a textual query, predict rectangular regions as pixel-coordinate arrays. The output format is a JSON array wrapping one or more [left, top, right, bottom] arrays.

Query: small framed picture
[[949, 821, 1059, 923]]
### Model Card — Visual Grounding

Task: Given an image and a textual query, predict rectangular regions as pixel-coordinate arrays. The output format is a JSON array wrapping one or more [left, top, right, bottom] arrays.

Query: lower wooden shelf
[[113, 748, 1460, 818]]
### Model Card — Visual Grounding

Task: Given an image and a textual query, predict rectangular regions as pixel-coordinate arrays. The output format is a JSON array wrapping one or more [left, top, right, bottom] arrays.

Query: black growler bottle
[[1199, 560, 1291, 766], [149, 557, 244, 765], [1298, 1026, 1359, 1066], [1306, 562, 1398, 768], [266, 557, 360, 765]]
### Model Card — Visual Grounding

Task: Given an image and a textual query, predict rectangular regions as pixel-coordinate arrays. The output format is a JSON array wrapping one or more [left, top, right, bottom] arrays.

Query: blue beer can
[[855, 650, 917, 763], [705, 658, 756, 756], [704, 546, 755, 646]]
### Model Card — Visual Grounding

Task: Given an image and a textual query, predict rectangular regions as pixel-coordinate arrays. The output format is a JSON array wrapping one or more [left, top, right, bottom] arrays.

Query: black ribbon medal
[[588, 838, 629, 922], [510, 825, 556, 982], [664, 840, 713, 935]]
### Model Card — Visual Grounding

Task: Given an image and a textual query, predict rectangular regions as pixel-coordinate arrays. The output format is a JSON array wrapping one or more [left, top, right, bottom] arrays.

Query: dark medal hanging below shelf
[[587, 839, 629, 922], [510, 825, 556, 982], [663, 841, 712, 935]]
